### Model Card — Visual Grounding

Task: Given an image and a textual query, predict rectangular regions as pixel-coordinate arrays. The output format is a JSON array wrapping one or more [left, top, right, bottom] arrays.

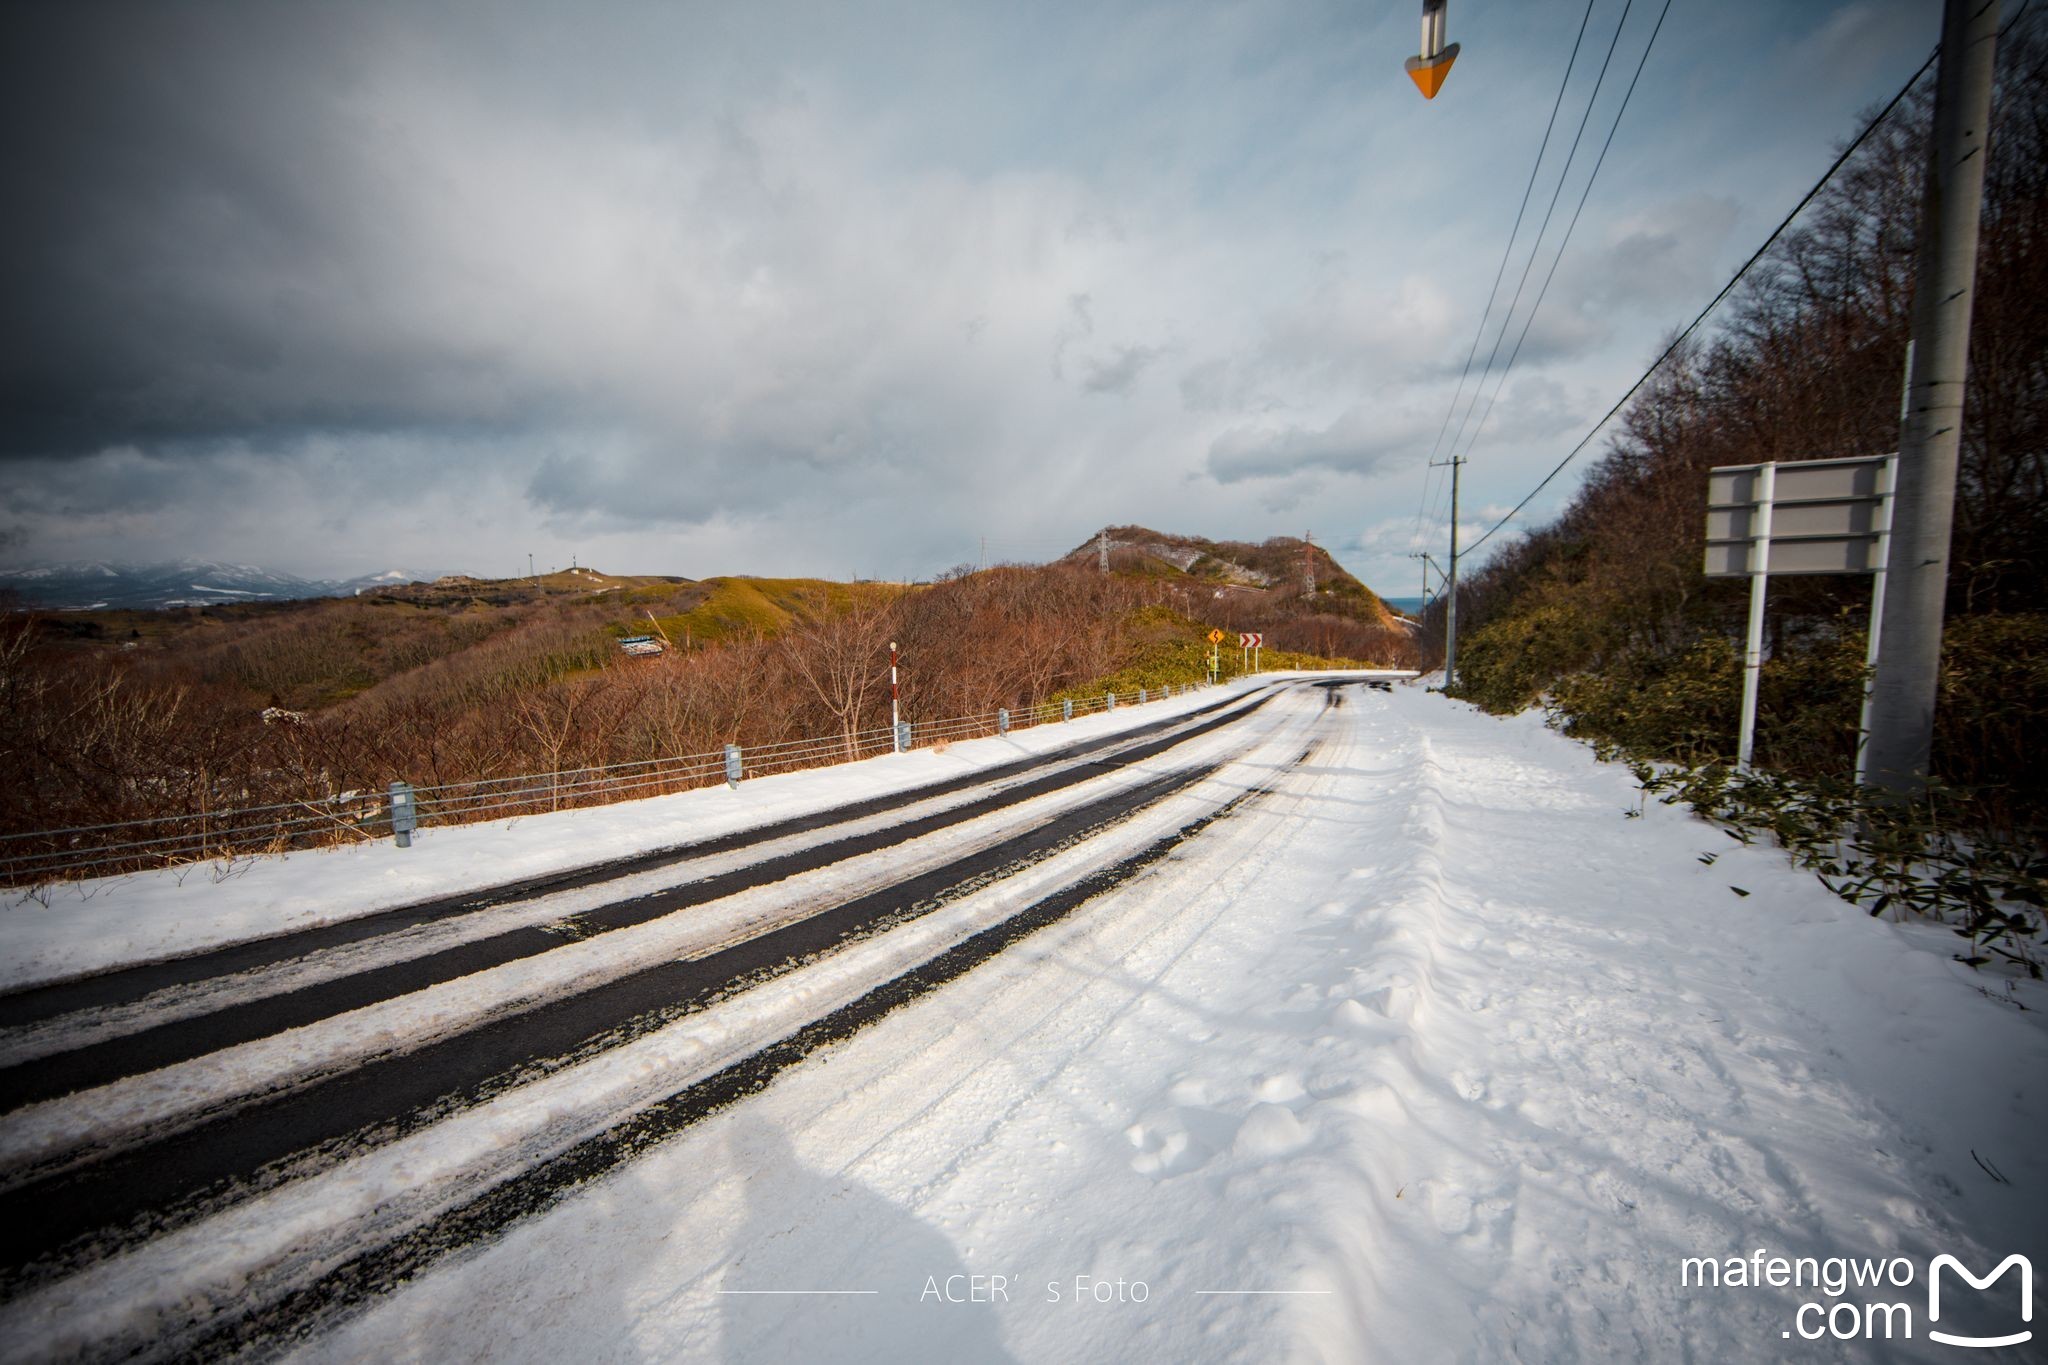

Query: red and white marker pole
[[890, 641, 900, 752]]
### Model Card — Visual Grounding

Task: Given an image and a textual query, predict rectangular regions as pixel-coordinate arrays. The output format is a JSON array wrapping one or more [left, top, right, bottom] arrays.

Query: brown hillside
[[1061, 526, 1401, 658]]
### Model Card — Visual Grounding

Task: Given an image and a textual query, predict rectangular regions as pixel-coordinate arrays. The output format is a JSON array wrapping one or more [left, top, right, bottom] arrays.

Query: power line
[[1411, 0, 1601, 552], [1460, 34, 1949, 559], [1441, 0, 1639, 472], [1450, 0, 1676, 466]]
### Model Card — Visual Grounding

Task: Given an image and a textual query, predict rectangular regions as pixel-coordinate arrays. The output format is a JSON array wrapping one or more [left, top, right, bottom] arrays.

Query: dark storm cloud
[[0, 2, 566, 456], [0, 0, 1941, 594]]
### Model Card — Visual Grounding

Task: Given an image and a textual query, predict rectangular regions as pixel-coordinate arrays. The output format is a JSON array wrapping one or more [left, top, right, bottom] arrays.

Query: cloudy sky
[[1, 0, 1935, 593]]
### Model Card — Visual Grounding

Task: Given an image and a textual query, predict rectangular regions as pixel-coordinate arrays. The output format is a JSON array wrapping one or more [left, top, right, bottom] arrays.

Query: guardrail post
[[388, 779, 417, 849], [1105, 692, 1115, 711], [895, 720, 912, 752], [997, 707, 1010, 735], [724, 744, 742, 789], [1138, 687, 1147, 704], [1062, 699, 1073, 722]]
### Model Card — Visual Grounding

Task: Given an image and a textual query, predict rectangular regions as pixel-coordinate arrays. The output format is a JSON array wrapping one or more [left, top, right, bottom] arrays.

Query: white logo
[[1927, 1254, 2032, 1349]]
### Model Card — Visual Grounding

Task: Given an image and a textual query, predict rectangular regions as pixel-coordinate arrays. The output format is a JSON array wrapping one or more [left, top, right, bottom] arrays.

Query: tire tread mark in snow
[[182, 753, 1305, 1362], [0, 689, 1268, 1030], [0, 760, 1231, 1296], [0, 694, 1278, 1112]]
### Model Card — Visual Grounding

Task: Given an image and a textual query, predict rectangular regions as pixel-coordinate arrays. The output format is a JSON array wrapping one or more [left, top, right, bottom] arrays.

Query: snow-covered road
[[300, 683, 2044, 1363], [8, 679, 2039, 1358], [1, 681, 1330, 1357]]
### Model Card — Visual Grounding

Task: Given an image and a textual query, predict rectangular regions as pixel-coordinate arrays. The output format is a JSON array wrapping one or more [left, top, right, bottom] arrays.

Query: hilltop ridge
[[1062, 525, 1397, 630]]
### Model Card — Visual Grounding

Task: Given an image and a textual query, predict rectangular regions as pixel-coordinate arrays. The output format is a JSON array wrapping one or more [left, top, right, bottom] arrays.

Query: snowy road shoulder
[[305, 685, 2047, 1362]]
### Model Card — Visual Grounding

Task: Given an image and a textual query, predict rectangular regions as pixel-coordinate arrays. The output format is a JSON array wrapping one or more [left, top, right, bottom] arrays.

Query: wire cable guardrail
[[2, 679, 1218, 886]]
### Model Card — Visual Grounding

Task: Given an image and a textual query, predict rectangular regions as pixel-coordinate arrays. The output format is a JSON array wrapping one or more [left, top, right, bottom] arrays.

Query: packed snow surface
[[285, 683, 2043, 1363]]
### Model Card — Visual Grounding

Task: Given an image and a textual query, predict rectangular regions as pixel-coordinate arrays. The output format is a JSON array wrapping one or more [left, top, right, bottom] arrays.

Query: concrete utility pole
[[1432, 455, 1466, 688], [1303, 532, 1315, 595], [1864, 0, 2000, 796], [1098, 529, 1109, 574], [1408, 550, 1446, 611]]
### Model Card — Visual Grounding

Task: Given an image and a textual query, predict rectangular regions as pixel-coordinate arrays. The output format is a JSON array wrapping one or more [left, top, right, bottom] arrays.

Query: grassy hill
[[15, 538, 1407, 727], [642, 578, 905, 648], [4, 550, 1422, 862], [1063, 526, 1395, 627]]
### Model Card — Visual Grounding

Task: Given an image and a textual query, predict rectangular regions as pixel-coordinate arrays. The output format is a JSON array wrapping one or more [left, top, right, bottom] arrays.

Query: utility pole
[[1303, 532, 1315, 596], [1408, 550, 1446, 611], [1098, 529, 1109, 574], [1864, 0, 2000, 796], [1431, 455, 1466, 688]]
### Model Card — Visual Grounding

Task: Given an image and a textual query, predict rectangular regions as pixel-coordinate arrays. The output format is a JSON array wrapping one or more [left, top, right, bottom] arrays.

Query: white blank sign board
[[1704, 455, 1892, 578]]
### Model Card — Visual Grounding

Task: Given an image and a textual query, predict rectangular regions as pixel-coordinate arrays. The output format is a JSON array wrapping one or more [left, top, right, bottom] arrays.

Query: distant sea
[[1382, 596, 1424, 617]]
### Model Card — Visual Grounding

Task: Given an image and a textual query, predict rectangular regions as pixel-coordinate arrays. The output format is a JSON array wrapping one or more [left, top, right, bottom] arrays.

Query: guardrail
[[0, 681, 1215, 886]]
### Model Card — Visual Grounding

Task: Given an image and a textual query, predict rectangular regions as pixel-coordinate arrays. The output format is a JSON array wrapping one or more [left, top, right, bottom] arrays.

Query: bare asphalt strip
[[0, 692, 1277, 1112]]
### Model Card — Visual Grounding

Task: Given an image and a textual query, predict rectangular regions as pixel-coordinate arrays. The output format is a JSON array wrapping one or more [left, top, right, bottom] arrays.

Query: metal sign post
[[1737, 463, 1776, 772], [1704, 454, 1895, 775], [1405, 0, 1460, 99]]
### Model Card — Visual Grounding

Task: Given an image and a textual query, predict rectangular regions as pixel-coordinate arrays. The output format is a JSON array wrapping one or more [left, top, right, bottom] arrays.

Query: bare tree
[[780, 598, 892, 759]]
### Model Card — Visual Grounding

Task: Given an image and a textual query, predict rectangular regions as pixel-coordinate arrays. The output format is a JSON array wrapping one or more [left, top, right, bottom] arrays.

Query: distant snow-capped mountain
[[0, 562, 439, 611]]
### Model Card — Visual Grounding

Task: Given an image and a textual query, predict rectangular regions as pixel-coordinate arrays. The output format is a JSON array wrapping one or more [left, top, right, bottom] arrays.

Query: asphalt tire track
[[0, 687, 1261, 1030], [0, 690, 1279, 1111], [0, 747, 1255, 1297], [180, 744, 1317, 1363]]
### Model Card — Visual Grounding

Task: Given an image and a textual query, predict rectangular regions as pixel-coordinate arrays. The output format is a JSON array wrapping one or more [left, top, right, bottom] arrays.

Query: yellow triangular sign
[[1405, 42, 1459, 100]]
